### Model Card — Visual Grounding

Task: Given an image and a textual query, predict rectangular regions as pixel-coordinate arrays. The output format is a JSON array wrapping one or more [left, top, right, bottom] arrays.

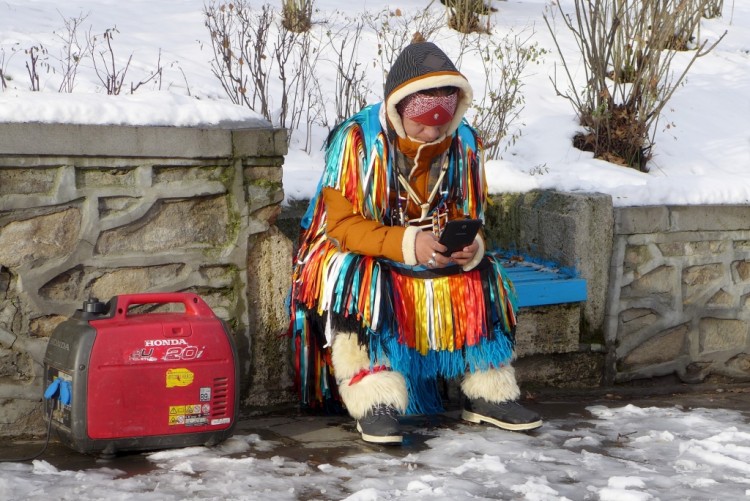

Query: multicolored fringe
[[290, 251, 518, 414]]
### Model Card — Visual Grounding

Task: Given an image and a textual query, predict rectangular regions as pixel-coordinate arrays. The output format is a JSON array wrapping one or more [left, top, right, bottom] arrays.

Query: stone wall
[[484, 191, 614, 389], [0, 123, 295, 437], [606, 205, 750, 384]]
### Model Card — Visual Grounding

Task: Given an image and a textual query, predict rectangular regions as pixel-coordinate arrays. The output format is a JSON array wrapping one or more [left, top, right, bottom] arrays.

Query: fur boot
[[331, 333, 408, 420], [461, 365, 521, 404]]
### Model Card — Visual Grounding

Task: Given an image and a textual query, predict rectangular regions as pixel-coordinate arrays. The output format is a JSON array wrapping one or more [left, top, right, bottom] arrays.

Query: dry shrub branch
[[545, 0, 726, 171], [470, 30, 546, 160]]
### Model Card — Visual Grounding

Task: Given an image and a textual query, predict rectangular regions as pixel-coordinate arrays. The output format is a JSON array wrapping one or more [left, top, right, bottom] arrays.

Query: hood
[[383, 42, 473, 140]]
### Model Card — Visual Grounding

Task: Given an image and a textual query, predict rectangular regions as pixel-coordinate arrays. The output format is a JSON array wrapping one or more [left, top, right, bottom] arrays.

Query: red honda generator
[[43, 293, 239, 456]]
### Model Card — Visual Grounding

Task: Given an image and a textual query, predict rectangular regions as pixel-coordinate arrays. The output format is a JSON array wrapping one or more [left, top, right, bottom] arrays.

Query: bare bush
[[293, 35, 326, 152], [130, 50, 164, 93], [53, 12, 90, 93], [24, 44, 47, 91], [204, 0, 328, 146], [204, 1, 273, 118], [440, 0, 494, 34], [91, 27, 132, 95], [545, 0, 726, 171], [651, 0, 704, 50], [702, 0, 724, 19], [322, 15, 372, 124], [0, 46, 16, 91], [274, 21, 321, 147], [282, 0, 313, 33], [469, 30, 546, 160]]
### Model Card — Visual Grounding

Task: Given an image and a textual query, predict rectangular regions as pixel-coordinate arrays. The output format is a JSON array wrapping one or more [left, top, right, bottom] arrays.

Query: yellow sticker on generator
[[169, 405, 186, 415], [166, 368, 194, 388]]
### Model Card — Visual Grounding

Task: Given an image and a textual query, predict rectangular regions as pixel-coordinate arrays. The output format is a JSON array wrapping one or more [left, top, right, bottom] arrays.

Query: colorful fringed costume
[[288, 41, 522, 419]]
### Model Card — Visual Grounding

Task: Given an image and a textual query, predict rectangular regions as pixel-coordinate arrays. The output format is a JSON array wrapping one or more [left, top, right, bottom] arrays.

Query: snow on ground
[[2, 404, 750, 500]]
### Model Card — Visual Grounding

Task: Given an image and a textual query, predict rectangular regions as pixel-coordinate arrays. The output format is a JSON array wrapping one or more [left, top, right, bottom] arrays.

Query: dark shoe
[[462, 397, 543, 431], [356, 404, 403, 444]]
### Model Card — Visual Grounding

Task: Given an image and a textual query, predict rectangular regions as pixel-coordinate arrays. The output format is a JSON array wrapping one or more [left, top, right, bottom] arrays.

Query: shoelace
[[371, 403, 398, 417]]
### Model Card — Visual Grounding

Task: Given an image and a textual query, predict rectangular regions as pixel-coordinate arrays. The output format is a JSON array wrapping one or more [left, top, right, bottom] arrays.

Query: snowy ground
[[2, 391, 750, 500]]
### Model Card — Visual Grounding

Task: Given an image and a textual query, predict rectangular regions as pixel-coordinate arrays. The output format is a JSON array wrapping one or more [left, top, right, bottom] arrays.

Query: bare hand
[[415, 231, 450, 268], [415, 231, 479, 268], [415, 231, 480, 268], [446, 239, 480, 266]]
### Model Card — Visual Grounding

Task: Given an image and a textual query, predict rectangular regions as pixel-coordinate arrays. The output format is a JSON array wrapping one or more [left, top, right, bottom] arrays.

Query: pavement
[[3, 381, 750, 474]]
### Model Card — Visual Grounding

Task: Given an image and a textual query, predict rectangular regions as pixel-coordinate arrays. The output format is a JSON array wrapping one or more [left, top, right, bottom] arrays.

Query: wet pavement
[[3, 382, 750, 474]]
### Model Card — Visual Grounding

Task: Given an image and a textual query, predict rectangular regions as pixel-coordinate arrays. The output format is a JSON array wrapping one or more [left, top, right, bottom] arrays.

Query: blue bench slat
[[512, 278, 588, 308], [496, 257, 588, 307], [505, 269, 568, 280]]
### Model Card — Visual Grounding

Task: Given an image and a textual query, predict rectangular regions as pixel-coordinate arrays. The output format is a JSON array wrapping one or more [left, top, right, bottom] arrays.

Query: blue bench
[[495, 254, 587, 308]]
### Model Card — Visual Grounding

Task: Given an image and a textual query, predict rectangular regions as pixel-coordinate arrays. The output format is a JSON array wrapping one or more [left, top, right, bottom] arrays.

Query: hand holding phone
[[438, 219, 482, 256]]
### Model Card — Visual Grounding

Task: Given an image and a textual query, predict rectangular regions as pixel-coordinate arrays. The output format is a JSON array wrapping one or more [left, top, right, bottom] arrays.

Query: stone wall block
[[90, 264, 187, 300], [0, 167, 59, 196], [76, 167, 138, 188], [621, 265, 676, 297], [95, 196, 229, 255], [246, 182, 285, 213], [98, 196, 142, 220], [707, 289, 734, 308], [0, 208, 82, 269], [615, 206, 669, 234], [621, 323, 689, 369], [515, 352, 605, 388], [38, 265, 85, 301], [658, 240, 726, 257], [624, 244, 655, 274], [725, 354, 750, 377], [233, 128, 288, 158], [732, 260, 750, 283], [487, 190, 613, 341], [670, 206, 750, 232], [28, 315, 67, 338], [699, 318, 748, 354], [514, 304, 580, 357], [0, 400, 43, 438], [244, 226, 295, 406], [152, 165, 227, 184], [619, 308, 660, 337], [682, 263, 724, 304]]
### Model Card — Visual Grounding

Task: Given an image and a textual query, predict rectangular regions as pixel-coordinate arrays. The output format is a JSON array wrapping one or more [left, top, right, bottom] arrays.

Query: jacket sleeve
[[322, 187, 420, 265]]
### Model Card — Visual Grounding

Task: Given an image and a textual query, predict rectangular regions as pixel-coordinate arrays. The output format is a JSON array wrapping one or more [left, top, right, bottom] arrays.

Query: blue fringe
[[370, 326, 515, 415]]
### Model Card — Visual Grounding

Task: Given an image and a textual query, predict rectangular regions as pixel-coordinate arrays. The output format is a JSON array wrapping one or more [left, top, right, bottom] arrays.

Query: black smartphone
[[438, 219, 482, 256]]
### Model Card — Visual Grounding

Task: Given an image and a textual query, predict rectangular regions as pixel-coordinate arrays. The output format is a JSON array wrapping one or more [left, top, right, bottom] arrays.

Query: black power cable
[[0, 396, 57, 463]]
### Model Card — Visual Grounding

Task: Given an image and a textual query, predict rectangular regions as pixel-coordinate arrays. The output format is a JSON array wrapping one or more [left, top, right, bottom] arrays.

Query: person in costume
[[288, 41, 542, 444]]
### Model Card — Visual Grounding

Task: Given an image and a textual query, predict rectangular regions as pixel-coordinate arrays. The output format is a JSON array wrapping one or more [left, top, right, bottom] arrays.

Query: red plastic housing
[[85, 293, 236, 440]]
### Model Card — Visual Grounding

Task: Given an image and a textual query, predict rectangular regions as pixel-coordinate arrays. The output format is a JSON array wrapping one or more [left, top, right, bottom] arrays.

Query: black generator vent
[[212, 377, 230, 417]]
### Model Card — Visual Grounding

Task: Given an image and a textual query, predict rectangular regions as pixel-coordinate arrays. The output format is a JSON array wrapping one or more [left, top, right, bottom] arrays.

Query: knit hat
[[383, 42, 473, 140]]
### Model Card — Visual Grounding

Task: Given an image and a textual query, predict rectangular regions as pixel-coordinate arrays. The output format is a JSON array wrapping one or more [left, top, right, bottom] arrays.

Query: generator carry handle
[[110, 293, 215, 319]]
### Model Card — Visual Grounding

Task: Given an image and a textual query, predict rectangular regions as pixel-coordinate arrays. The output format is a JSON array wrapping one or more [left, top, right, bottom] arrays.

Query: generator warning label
[[168, 403, 210, 427], [166, 368, 194, 388]]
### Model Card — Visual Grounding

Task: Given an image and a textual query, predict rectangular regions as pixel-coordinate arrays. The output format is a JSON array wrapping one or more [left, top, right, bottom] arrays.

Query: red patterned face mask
[[397, 91, 458, 126]]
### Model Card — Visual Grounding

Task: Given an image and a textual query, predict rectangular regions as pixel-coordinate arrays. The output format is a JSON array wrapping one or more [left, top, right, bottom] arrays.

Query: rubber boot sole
[[462, 409, 543, 431], [356, 422, 403, 444]]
